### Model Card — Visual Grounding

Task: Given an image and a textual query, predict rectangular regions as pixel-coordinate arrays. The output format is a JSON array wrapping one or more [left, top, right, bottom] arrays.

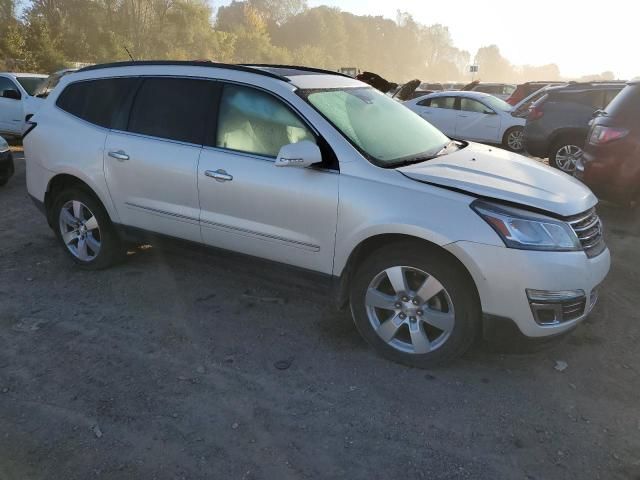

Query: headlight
[[472, 200, 581, 251], [0, 137, 8, 153]]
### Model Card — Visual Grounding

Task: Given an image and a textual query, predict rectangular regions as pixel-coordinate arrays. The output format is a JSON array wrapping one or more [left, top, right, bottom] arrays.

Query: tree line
[[0, 0, 620, 83]]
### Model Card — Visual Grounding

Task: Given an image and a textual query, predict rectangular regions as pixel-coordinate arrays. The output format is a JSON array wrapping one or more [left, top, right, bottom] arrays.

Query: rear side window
[[426, 97, 456, 109], [56, 78, 137, 128], [127, 77, 215, 144]]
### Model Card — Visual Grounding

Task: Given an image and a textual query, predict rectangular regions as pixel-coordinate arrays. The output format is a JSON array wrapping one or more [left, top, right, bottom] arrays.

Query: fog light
[[526, 289, 586, 326]]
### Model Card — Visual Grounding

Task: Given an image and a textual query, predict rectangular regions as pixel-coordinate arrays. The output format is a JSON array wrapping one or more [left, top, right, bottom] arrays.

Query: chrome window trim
[[201, 145, 339, 174], [110, 129, 203, 149]]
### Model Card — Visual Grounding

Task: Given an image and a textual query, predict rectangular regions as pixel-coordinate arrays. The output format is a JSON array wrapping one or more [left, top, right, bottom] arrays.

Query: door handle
[[205, 169, 233, 182], [108, 150, 130, 161], [458, 115, 469, 118]]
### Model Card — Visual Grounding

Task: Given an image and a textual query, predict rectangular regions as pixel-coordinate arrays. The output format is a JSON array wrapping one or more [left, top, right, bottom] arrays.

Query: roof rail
[[76, 60, 291, 82], [241, 64, 354, 79]]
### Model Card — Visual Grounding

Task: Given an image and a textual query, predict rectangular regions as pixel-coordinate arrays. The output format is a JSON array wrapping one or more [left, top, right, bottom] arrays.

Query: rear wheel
[[349, 242, 480, 368], [549, 137, 583, 173], [503, 126, 524, 152], [52, 187, 124, 269]]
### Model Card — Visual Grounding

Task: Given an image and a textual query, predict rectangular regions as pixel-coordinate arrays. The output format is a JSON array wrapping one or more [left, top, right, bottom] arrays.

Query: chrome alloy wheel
[[555, 145, 582, 172], [507, 129, 524, 151], [59, 200, 101, 261], [365, 266, 455, 354]]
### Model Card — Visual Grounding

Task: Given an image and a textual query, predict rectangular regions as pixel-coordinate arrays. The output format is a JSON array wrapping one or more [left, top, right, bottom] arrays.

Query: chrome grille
[[566, 208, 605, 258]]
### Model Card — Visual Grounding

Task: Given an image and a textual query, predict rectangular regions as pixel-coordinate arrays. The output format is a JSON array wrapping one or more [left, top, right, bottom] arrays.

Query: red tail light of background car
[[588, 126, 629, 145]]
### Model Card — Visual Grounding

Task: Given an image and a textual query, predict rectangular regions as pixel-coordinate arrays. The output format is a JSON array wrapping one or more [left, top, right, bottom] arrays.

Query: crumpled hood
[[398, 143, 597, 217]]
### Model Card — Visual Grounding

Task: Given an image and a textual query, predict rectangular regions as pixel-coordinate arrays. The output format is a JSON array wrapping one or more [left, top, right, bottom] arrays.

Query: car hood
[[398, 143, 597, 217]]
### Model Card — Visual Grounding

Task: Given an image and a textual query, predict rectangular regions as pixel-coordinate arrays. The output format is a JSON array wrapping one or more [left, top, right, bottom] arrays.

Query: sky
[[213, 0, 638, 80]]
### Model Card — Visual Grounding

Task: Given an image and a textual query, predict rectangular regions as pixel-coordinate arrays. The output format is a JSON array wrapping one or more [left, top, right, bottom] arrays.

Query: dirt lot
[[1, 151, 639, 480]]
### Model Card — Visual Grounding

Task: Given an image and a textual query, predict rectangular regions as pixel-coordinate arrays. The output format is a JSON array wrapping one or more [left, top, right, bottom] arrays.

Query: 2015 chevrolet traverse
[[24, 62, 610, 367]]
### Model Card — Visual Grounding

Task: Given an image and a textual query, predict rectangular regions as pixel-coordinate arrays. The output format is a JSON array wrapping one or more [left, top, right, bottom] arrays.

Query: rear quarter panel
[[24, 103, 120, 222]]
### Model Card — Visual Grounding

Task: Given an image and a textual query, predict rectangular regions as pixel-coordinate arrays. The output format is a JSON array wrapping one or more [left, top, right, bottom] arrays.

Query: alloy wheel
[[365, 266, 455, 354], [555, 145, 582, 172], [507, 129, 524, 151], [59, 200, 102, 261]]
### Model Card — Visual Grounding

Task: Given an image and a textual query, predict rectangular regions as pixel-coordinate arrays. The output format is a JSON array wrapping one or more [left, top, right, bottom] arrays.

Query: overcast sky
[[213, 0, 637, 79]]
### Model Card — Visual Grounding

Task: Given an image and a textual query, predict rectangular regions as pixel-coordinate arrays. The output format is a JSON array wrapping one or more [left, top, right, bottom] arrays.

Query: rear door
[[414, 96, 457, 136], [104, 77, 216, 242], [0, 76, 24, 135], [197, 83, 339, 274], [455, 97, 501, 142]]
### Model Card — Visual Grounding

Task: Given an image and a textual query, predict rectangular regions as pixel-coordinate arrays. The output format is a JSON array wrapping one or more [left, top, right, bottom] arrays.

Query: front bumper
[[0, 149, 14, 180], [445, 241, 610, 338]]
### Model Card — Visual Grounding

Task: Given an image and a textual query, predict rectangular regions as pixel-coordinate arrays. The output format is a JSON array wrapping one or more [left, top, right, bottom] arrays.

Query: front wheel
[[52, 187, 124, 269], [349, 243, 481, 368], [503, 126, 524, 152]]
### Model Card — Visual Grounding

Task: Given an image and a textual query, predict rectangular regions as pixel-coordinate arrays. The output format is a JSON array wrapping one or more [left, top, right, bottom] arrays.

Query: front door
[[455, 97, 501, 143], [104, 77, 217, 243], [0, 76, 24, 135], [197, 83, 339, 274]]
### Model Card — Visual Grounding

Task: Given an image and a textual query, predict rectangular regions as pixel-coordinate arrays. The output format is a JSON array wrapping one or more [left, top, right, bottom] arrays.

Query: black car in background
[[0, 135, 14, 187], [523, 82, 625, 172], [576, 81, 640, 205]]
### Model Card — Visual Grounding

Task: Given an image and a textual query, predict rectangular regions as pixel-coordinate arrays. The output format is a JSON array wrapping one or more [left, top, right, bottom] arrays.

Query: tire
[[349, 242, 481, 368], [549, 136, 584, 173], [0, 178, 8, 187], [51, 187, 125, 269], [503, 126, 524, 152]]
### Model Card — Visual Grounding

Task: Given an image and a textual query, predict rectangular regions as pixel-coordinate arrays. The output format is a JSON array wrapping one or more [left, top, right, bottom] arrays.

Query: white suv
[[24, 61, 610, 367]]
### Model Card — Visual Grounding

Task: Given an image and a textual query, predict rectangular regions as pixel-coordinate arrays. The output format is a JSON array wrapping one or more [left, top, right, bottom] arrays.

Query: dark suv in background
[[506, 81, 565, 106], [524, 82, 625, 172], [576, 81, 640, 205]]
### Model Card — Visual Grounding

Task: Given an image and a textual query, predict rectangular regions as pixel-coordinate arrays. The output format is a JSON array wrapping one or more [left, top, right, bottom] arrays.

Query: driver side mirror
[[483, 109, 496, 115], [2, 89, 21, 100], [275, 140, 322, 168]]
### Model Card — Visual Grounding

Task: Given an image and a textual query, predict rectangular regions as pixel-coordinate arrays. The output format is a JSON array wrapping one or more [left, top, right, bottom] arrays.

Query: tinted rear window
[[605, 84, 640, 121], [57, 78, 137, 128], [127, 77, 214, 144]]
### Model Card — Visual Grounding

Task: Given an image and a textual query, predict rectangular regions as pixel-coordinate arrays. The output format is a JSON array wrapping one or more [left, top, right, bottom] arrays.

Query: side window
[[570, 91, 603, 109], [460, 98, 490, 113], [417, 98, 431, 107], [216, 84, 315, 158], [128, 77, 214, 144], [0, 77, 20, 98], [56, 78, 137, 128], [428, 97, 455, 109]]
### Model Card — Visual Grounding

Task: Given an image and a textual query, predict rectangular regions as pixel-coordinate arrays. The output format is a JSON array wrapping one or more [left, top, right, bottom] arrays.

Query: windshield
[[16, 76, 47, 96], [482, 95, 513, 112], [300, 87, 450, 166]]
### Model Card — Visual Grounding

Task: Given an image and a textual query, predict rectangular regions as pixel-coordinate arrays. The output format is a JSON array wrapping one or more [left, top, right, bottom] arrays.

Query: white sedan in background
[[404, 91, 526, 152]]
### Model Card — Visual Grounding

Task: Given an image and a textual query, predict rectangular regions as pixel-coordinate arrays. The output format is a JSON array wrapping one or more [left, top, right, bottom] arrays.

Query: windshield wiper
[[398, 141, 461, 166]]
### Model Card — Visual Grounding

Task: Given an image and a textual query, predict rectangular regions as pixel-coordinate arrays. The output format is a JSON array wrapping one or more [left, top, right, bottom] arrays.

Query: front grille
[[565, 208, 606, 258]]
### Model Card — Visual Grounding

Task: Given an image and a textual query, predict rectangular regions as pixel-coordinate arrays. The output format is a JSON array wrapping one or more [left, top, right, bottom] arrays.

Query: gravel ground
[[1, 151, 639, 480]]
